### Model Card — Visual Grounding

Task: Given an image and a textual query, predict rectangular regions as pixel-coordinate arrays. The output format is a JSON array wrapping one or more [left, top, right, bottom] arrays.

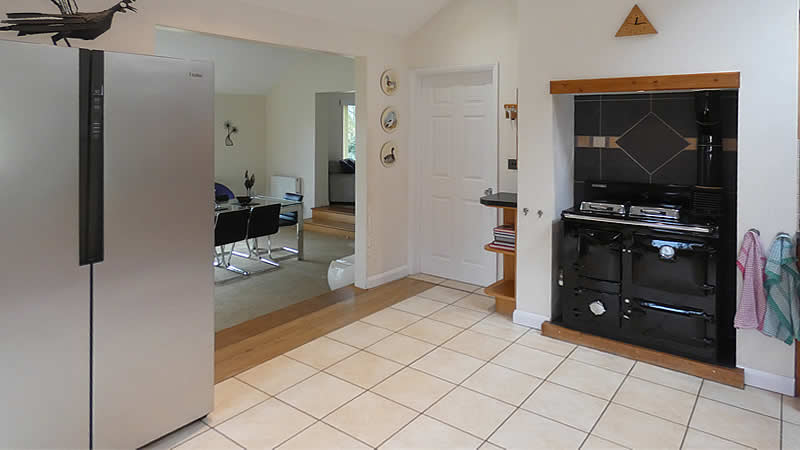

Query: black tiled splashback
[[574, 91, 738, 188]]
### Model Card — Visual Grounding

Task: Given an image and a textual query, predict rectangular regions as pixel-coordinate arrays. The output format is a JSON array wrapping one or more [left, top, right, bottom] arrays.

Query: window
[[343, 104, 356, 160]]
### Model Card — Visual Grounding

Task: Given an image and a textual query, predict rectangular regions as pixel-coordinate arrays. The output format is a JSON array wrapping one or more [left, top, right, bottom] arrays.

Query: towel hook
[[748, 228, 760, 236]]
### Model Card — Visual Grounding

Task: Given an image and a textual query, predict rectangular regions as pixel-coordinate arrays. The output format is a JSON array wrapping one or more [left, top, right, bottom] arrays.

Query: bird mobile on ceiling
[[0, 0, 138, 47]]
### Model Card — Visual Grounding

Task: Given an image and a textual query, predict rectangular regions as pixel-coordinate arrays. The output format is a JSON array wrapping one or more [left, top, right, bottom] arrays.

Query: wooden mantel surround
[[550, 72, 740, 95]]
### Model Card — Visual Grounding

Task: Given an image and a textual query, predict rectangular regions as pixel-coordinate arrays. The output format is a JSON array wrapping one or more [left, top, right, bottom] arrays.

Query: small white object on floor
[[328, 254, 355, 290]]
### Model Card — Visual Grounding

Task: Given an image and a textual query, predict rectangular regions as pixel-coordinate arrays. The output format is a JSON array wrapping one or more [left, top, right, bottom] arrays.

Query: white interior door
[[418, 69, 498, 286]]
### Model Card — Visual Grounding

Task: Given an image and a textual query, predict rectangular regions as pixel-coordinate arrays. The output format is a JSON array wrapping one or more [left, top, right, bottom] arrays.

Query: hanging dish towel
[[734, 230, 767, 330], [762, 234, 800, 344]]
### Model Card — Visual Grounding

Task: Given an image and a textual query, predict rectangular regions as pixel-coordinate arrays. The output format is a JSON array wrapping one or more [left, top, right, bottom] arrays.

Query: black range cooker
[[557, 182, 735, 365]]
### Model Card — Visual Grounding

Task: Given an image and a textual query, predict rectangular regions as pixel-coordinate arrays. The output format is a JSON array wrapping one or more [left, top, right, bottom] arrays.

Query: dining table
[[214, 195, 304, 260]]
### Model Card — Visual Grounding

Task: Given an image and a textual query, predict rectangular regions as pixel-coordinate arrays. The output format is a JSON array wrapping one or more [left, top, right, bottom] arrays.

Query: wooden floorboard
[[215, 284, 366, 351], [542, 321, 744, 389], [214, 277, 435, 383]]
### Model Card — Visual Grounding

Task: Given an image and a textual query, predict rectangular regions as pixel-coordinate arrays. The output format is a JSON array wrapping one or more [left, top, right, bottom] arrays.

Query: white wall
[[214, 94, 267, 194], [0, 0, 410, 284], [407, 0, 519, 193], [264, 53, 354, 217], [516, 0, 799, 391]]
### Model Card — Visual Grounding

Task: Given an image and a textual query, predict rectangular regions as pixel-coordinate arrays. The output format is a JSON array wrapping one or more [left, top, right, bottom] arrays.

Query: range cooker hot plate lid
[[629, 204, 681, 221], [580, 201, 626, 216]]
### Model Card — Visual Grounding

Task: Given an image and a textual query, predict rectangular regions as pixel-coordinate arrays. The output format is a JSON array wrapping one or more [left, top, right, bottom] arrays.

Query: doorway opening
[[155, 27, 358, 335]]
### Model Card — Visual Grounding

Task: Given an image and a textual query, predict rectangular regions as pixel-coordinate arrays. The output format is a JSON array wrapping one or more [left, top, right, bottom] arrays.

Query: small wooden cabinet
[[480, 193, 517, 315]]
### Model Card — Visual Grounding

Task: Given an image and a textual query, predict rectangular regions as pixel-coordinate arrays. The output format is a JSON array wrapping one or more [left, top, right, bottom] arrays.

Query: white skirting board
[[741, 366, 795, 396], [513, 309, 550, 330], [366, 265, 409, 289]]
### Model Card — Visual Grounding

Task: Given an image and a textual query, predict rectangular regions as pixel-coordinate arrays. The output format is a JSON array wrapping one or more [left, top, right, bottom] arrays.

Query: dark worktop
[[480, 192, 517, 208]]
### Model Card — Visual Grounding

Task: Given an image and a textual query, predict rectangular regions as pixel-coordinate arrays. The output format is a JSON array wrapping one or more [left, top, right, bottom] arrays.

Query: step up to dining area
[[305, 206, 356, 239]]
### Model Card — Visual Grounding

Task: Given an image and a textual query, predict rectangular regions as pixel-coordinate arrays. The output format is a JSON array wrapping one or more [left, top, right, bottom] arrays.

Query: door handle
[[484, 188, 494, 196]]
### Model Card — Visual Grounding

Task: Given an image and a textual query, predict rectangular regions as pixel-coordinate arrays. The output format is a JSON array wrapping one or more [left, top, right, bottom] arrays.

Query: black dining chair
[[214, 209, 251, 277], [279, 193, 304, 227], [240, 203, 282, 267]]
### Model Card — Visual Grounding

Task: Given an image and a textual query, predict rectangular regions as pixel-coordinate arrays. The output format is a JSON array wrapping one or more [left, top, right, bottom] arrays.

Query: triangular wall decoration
[[616, 5, 657, 37]]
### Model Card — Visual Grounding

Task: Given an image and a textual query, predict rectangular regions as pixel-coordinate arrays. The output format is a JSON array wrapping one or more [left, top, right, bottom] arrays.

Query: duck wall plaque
[[381, 107, 398, 133], [380, 141, 397, 168], [380, 69, 398, 96]]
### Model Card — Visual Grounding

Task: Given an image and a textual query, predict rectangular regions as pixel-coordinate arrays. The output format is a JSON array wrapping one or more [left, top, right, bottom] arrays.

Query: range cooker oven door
[[563, 222, 623, 283], [626, 232, 717, 307], [563, 288, 621, 336], [622, 299, 717, 362]]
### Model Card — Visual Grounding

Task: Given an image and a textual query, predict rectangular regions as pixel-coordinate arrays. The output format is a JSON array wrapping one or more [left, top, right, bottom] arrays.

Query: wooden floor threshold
[[541, 321, 744, 389], [214, 277, 435, 383]]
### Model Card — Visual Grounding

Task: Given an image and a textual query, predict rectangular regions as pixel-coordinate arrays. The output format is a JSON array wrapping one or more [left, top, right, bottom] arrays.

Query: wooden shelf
[[485, 279, 515, 301], [550, 72, 740, 95], [484, 244, 515, 256]]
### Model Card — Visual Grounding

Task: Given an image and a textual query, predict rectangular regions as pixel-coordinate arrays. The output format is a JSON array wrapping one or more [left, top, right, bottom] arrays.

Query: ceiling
[[155, 28, 351, 95], [238, 0, 450, 37]]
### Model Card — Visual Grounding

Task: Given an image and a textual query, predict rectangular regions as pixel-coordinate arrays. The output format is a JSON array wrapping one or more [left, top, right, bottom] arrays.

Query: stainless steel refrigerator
[[0, 39, 215, 449]]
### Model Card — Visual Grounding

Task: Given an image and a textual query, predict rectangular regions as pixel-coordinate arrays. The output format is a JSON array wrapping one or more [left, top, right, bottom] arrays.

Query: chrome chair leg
[[215, 243, 250, 276], [240, 236, 281, 267]]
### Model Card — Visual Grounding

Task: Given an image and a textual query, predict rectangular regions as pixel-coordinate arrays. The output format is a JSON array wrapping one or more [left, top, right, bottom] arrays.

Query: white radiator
[[270, 175, 302, 198]]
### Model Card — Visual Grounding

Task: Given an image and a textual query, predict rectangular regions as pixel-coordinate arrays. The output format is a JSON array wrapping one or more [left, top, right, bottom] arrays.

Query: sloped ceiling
[[238, 0, 450, 37]]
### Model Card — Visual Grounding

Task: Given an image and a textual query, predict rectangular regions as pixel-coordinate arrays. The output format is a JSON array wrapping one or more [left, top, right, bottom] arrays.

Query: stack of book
[[489, 225, 516, 252]]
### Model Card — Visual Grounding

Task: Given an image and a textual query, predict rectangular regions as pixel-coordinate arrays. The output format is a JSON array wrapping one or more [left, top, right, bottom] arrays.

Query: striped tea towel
[[762, 234, 800, 344], [734, 230, 767, 330]]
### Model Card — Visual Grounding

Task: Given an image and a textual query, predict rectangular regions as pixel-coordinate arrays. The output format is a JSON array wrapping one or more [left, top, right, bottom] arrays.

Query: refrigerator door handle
[[79, 50, 104, 266]]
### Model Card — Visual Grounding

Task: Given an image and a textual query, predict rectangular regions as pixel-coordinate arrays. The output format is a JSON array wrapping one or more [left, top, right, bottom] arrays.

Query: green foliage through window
[[343, 104, 356, 160]]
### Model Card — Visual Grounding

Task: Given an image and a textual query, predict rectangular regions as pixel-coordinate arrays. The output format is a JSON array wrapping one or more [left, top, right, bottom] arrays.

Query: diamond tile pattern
[[615, 113, 689, 172], [161, 275, 787, 450]]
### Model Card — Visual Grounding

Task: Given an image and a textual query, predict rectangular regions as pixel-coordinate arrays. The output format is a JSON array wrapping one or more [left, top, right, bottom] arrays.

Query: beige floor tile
[[400, 318, 463, 345], [142, 420, 209, 450], [393, 296, 449, 316], [215, 398, 315, 449], [409, 273, 446, 284], [277, 421, 370, 450], [373, 367, 455, 412], [629, 362, 702, 395], [613, 377, 696, 425], [470, 314, 529, 341], [548, 359, 626, 400], [454, 294, 496, 313], [430, 305, 490, 328], [366, 333, 436, 365], [174, 429, 241, 450], [412, 347, 485, 384], [427, 387, 515, 439], [785, 395, 800, 425], [361, 308, 422, 331], [681, 428, 751, 450], [327, 321, 394, 349], [443, 330, 511, 361], [441, 279, 483, 293], [490, 409, 587, 450], [594, 404, 685, 449], [277, 372, 364, 419], [237, 355, 317, 395], [700, 381, 781, 418], [286, 337, 359, 370], [689, 397, 780, 450], [784, 421, 800, 450], [203, 378, 269, 426], [381, 414, 483, 450], [516, 330, 577, 357], [523, 381, 608, 432], [418, 286, 471, 304], [570, 347, 634, 375], [326, 351, 403, 389], [324, 392, 417, 447], [492, 343, 564, 378], [463, 363, 542, 406], [581, 435, 628, 450]]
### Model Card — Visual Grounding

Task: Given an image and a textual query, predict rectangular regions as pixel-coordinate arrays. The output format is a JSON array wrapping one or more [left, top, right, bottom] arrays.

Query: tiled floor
[[147, 274, 800, 450]]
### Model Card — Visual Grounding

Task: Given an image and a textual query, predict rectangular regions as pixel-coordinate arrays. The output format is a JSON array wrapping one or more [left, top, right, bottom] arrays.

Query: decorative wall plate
[[381, 107, 399, 133], [380, 69, 398, 96], [380, 141, 398, 168]]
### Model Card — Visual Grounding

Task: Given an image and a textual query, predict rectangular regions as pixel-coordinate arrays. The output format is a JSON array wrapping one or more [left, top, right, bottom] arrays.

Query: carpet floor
[[214, 227, 354, 332]]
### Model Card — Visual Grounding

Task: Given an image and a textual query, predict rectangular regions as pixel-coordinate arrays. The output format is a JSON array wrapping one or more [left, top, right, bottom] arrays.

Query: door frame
[[408, 63, 500, 279]]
